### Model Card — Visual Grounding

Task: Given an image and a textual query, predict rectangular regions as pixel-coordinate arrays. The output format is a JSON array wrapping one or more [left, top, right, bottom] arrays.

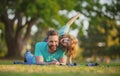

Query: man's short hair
[[46, 30, 59, 39]]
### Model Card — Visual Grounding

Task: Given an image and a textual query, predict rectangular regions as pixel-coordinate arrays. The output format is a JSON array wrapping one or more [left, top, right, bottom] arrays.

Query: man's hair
[[46, 30, 59, 39]]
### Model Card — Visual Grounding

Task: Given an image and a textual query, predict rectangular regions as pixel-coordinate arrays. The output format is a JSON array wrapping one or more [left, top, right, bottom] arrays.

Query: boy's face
[[60, 37, 71, 47], [47, 35, 59, 52]]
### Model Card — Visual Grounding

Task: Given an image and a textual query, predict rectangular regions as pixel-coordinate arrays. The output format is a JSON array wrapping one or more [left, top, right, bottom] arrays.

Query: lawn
[[0, 60, 119, 76]]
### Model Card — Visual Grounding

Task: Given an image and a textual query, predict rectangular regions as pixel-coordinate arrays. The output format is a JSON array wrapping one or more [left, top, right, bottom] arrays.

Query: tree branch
[[23, 18, 38, 42], [14, 12, 24, 41]]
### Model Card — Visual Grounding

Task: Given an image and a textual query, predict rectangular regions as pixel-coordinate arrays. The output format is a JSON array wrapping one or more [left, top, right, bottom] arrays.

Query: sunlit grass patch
[[0, 60, 120, 76], [0, 64, 119, 74]]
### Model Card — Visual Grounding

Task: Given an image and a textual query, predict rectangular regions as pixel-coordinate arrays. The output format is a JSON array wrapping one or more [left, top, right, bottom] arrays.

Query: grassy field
[[0, 60, 120, 76]]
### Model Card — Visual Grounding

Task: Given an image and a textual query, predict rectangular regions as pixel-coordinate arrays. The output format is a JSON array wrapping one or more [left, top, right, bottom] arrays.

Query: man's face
[[47, 35, 59, 53], [60, 37, 71, 47]]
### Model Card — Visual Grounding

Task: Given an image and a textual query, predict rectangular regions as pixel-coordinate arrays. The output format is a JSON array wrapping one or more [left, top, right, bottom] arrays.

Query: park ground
[[0, 60, 120, 76]]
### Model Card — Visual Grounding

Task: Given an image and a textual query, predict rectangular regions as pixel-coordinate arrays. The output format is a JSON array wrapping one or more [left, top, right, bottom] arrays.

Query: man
[[33, 30, 67, 65]]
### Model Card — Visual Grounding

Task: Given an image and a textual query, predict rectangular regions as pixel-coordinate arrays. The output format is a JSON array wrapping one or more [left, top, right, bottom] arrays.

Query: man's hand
[[50, 59, 60, 65], [59, 57, 67, 65]]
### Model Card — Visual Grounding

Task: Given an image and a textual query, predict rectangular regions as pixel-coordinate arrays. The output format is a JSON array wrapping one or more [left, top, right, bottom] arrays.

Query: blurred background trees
[[75, 0, 120, 62], [0, 0, 120, 63]]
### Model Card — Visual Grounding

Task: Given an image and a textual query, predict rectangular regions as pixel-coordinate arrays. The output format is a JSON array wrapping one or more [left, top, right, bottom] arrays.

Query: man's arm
[[36, 56, 46, 64], [36, 56, 51, 65], [50, 57, 67, 65], [66, 13, 81, 26], [36, 56, 61, 65]]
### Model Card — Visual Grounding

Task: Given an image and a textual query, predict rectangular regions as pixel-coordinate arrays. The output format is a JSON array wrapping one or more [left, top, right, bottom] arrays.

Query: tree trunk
[[5, 39, 24, 58], [4, 18, 25, 58], [1, 11, 38, 58]]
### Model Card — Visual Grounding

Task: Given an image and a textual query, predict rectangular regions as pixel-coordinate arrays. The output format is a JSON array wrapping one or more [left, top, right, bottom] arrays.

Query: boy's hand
[[66, 13, 81, 26]]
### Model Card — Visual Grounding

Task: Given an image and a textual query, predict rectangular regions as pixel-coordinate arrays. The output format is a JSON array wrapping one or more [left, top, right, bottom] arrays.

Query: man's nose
[[52, 42, 56, 45]]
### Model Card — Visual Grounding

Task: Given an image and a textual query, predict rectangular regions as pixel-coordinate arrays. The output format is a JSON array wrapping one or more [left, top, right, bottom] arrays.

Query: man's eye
[[50, 41, 53, 43]]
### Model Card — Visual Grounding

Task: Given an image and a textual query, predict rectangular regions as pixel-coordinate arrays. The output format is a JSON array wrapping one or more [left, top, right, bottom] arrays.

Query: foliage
[[105, 44, 120, 58], [76, 0, 120, 58], [0, 22, 7, 56]]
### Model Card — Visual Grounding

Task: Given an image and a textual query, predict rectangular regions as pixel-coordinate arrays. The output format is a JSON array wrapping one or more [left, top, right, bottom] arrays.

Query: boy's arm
[[66, 13, 81, 26], [68, 56, 72, 64], [58, 13, 80, 36]]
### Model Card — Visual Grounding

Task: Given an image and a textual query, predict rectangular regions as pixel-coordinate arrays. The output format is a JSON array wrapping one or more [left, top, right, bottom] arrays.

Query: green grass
[[0, 60, 120, 76]]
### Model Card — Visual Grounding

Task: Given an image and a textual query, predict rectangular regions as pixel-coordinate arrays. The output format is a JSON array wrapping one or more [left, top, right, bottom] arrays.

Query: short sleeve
[[34, 42, 43, 56], [58, 25, 70, 36]]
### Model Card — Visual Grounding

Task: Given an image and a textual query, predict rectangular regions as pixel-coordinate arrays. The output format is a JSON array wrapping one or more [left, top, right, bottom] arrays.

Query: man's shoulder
[[36, 42, 47, 46]]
